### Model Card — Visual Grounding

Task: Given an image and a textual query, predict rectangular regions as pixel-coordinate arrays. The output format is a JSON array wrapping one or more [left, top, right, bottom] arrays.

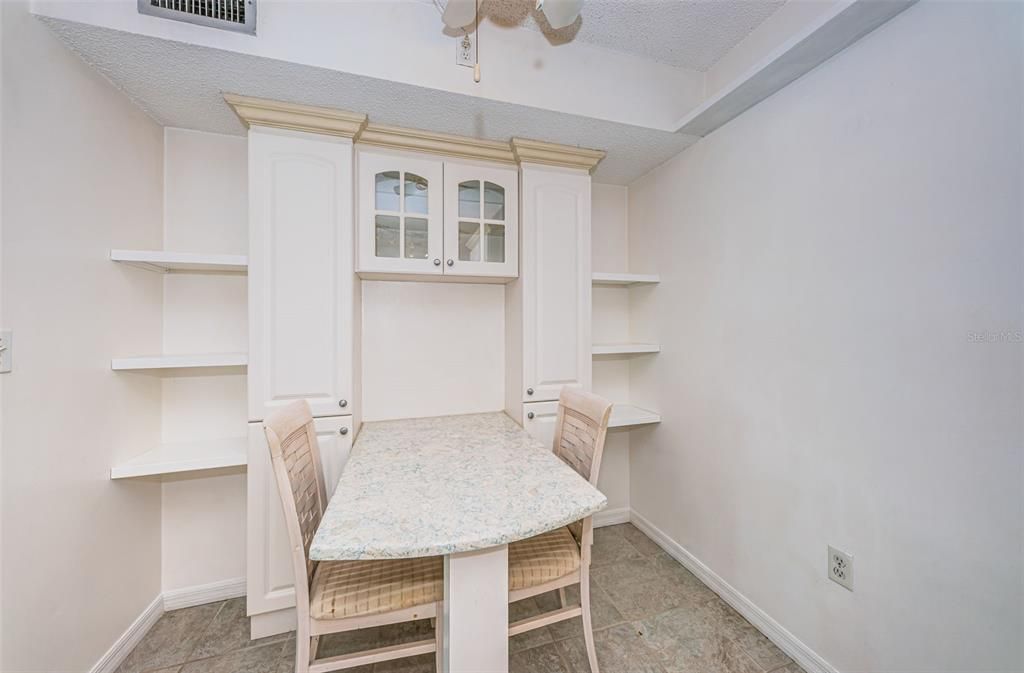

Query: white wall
[[590, 183, 631, 515], [0, 2, 165, 670], [160, 128, 248, 592], [627, 2, 1023, 671], [361, 281, 505, 422]]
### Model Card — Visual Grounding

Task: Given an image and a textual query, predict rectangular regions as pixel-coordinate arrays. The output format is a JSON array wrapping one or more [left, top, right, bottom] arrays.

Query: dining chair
[[508, 388, 613, 673], [263, 400, 444, 673]]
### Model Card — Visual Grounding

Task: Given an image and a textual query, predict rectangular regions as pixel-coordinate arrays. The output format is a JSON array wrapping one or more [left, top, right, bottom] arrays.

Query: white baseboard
[[593, 506, 631, 528], [91, 577, 247, 673], [163, 577, 246, 611], [629, 510, 838, 673], [89, 594, 163, 673]]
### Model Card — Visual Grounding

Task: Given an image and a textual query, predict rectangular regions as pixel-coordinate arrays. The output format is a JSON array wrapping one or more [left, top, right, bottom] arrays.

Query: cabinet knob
[[527, 412, 535, 420], [339, 427, 349, 435], [446, 259, 454, 267], [338, 399, 348, 408], [433, 258, 441, 266], [526, 387, 534, 396]]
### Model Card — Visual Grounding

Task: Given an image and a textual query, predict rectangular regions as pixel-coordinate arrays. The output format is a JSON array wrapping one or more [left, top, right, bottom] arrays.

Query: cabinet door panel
[[443, 162, 518, 278], [358, 151, 443, 274], [521, 167, 591, 402], [522, 401, 559, 451], [248, 129, 353, 421], [247, 416, 352, 617]]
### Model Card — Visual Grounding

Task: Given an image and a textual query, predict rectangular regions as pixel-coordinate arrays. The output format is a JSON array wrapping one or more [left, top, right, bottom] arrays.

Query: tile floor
[[116, 523, 804, 673]]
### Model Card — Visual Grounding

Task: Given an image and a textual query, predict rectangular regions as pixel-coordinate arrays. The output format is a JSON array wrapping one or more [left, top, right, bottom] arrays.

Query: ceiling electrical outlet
[[456, 33, 475, 67], [828, 545, 854, 591]]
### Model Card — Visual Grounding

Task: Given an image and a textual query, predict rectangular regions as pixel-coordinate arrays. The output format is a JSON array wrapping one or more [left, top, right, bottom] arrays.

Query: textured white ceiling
[[483, 0, 785, 70], [42, 16, 699, 184]]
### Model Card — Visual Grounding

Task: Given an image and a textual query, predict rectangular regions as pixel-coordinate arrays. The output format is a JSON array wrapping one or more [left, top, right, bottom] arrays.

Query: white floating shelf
[[111, 353, 248, 374], [111, 437, 247, 479], [592, 272, 660, 286], [609, 404, 661, 429], [111, 249, 248, 274], [592, 343, 661, 356]]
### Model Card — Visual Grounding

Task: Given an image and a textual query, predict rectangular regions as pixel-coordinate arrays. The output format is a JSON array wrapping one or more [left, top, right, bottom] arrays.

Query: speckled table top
[[310, 412, 607, 560]]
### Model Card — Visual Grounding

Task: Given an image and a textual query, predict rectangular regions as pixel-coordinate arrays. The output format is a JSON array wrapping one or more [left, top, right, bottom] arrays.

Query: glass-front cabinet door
[[358, 151, 443, 274], [443, 162, 518, 278]]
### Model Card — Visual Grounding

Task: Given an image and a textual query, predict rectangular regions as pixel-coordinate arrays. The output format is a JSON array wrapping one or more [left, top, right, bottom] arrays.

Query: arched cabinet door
[[442, 162, 519, 279], [357, 151, 444, 275]]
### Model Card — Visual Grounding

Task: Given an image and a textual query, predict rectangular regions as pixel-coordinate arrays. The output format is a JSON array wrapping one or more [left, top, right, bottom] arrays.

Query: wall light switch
[[0, 330, 12, 373]]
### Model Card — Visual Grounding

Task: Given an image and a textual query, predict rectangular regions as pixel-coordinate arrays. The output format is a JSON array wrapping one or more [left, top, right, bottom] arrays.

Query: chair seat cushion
[[509, 526, 582, 591], [310, 556, 443, 620]]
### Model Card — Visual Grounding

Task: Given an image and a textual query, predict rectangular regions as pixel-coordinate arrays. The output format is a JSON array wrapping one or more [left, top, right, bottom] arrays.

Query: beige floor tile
[[509, 641, 573, 673], [619, 525, 665, 557], [191, 598, 289, 660], [741, 638, 793, 672], [556, 622, 666, 673], [373, 652, 435, 672], [509, 597, 557, 653], [115, 602, 223, 673], [650, 635, 762, 673], [591, 530, 647, 568], [178, 642, 285, 673]]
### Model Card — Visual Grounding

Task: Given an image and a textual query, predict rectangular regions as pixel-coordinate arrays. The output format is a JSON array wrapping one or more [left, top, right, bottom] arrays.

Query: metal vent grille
[[138, 0, 255, 34]]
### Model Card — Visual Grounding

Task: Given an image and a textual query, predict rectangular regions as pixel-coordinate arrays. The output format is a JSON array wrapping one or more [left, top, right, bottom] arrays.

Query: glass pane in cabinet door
[[485, 224, 505, 263], [374, 215, 400, 258], [405, 173, 428, 214], [405, 218, 428, 259], [458, 181, 481, 218], [458, 221, 481, 261], [375, 172, 400, 212], [483, 182, 505, 220]]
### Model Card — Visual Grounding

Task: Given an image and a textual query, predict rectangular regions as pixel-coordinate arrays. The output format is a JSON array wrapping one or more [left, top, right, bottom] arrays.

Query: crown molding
[[222, 95, 606, 170], [511, 138, 606, 173], [223, 94, 367, 139], [358, 124, 516, 165]]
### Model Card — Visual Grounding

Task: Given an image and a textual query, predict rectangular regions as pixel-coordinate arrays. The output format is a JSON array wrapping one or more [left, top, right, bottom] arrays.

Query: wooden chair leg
[[435, 601, 445, 672], [580, 572, 599, 673], [294, 633, 311, 673]]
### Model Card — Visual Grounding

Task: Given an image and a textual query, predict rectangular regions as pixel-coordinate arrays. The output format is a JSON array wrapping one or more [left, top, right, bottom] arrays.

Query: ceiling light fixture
[[535, 0, 584, 30]]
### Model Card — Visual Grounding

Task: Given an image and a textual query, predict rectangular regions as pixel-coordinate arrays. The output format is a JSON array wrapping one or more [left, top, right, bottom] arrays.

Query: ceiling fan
[[441, 0, 584, 31]]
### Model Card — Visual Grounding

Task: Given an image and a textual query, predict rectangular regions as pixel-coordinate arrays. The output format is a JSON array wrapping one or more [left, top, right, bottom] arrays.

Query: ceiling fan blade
[[538, 0, 583, 29], [442, 0, 477, 29]]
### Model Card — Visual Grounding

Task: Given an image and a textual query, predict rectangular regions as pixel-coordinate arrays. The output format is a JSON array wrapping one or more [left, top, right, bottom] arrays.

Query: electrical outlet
[[456, 32, 475, 67], [828, 545, 853, 591], [0, 329, 11, 373]]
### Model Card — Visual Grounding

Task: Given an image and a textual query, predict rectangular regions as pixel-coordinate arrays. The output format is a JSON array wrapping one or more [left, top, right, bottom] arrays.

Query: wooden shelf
[[592, 272, 660, 286], [111, 353, 247, 374], [592, 343, 661, 356], [111, 437, 247, 479], [111, 249, 248, 273], [609, 404, 661, 429]]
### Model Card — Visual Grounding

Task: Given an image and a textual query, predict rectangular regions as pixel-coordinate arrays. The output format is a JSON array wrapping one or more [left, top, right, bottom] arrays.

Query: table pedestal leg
[[443, 545, 509, 673]]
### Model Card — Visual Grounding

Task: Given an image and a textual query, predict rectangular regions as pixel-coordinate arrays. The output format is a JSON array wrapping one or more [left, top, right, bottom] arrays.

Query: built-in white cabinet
[[246, 415, 352, 625], [357, 151, 443, 275], [357, 150, 518, 280], [443, 162, 518, 278], [248, 128, 354, 422], [520, 165, 592, 402], [522, 401, 559, 448]]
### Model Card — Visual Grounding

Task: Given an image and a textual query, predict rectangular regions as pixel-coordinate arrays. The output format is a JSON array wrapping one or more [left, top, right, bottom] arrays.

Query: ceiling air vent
[[138, 0, 255, 34]]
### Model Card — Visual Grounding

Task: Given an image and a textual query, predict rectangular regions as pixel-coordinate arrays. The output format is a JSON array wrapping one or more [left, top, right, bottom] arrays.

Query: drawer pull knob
[[447, 259, 454, 267], [339, 427, 349, 435], [338, 399, 348, 408], [433, 258, 441, 266], [526, 388, 534, 396], [527, 412, 535, 420]]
